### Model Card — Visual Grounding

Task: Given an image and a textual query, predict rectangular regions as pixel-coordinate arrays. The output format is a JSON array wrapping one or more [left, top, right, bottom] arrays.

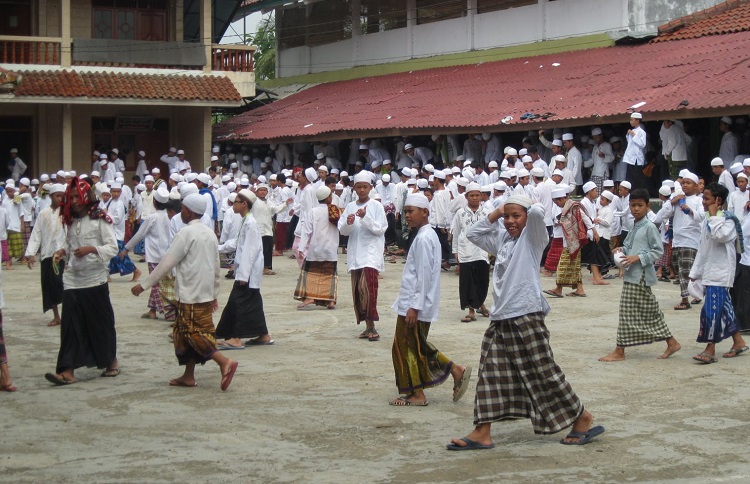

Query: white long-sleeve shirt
[[658, 195, 705, 249], [467, 204, 551, 320], [718, 170, 736, 192], [1, 197, 20, 232], [567, 146, 584, 185], [431, 188, 452, 228], [338, 198, 386, 272], [451, 205, 490, 263], [62, 216, 118, 290], [25, 206, 65, 260], [720, 131, 739, 167], [140, 220, 220, 304], [587, 142, 614, 178], [728, 188, 749, 221], [300, 204, 339, 262], [293, 182, 320, 237], [251, 198, 288, 237], [689, 214, 737, 287], [124, 210, 170, 263], [660, 123, 688, 161], [10, 157, 27, 181], [219, 210, 242, 246], [391, 224, 441, 323], [107, 198, 126, 240], [232, 214, 263, 288], [623, 126, 647, 166]]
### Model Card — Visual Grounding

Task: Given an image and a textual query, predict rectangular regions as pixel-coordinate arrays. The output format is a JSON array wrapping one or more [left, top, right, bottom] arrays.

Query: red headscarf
[[60, 177, 112, 226]]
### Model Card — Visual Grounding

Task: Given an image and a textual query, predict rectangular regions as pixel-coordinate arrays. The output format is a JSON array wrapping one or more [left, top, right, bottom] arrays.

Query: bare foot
[[592, 280, 610, 286], [658, 341, 682, 359], [169, 377, 197, 387], [47, 318, 61, 327], [449, 425, 493, 448], [598, 350, 625, 362], [562, 410, 595, 444], [131, 268, 141, 282]]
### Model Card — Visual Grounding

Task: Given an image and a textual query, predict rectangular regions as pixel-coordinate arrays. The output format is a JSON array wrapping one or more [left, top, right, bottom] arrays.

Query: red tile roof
[[214, 30, 750, 143], [12, 69, 241, 103], [653, 0, 750, 43]]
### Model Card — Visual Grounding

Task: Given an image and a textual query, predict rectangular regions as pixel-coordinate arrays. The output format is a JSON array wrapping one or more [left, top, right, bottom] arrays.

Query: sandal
[[358, 329, 372, 339], [722, 346, 749, 358], [101, 368, 120, 377], [479, 308, 490, 318], [543, 290, 563, 298], [368, 330, 380, 342], [692, 352, 717, 364], [674, 302, 691, 310], [690, 298, 702, 305], [460, 315, 476, 323]]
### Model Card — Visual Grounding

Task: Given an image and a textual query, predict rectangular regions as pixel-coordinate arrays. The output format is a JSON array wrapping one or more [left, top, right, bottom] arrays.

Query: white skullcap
[[69, 170, 77, 177], [662, 179, 675, 188], [603, 179, 615, 187], [404, 143, 414, 150], [50, 183, 66, 195], [31, 178, 39, 185], [316, 152, 325, 160], [335, 183, 344, 190], [658, 186, 672, 197], [316, 185, 332, 201], [551, 188, 567, 199], [500, 171, 510, 179], [227, 192, 237, 203], [620, 180, 633, 190], [562, 133, 574, 141], [480, 185, 493, 194], [519, 148, 528, 156], [258, 175, 267, 183], [465, 182, 481, 193], [383, 160, 392, 166], [170, 173, 182, 182], [359, 144, 369, 150], [417, 179, 428, 189], [407, 179, 417, 186], [551, 169, 564, 177], [405, 193, 430, 209], [331, 168, 340, 174], [340, 171, 349, 177], [153, 188, 169, 204], [456, 155, 466, 162], [456, 177, 469, 187], [176, 149, 185, 155], [185, 173, 198, 183], [504, 195, 533, 209], [318, 165, 328, 173], [169, 188, 181, 200], [730, 163, 744, 174], [353, 172, 372, 184], [270, 174, 278, 181], [682, 172, 699, 184], [583, 181, 597, 193], [136, 184, 146, 192], [610, 136, 621, 144], [115, 176, 124, 183], [57, 169, 67, 178], [434, 170, 446, 180], [100, 186, 110, 195], [601, 190, 615, 201], [494, 181, 508, 191], [240, 178, 250, 186], [110, 183, 122, 190], [382, 174, 391, 182], [488, 160, 498, 168], [743, 158, 750, 167], [738, 173, 748, 180], [710, 157, 725, 167], [591, 128, 602, 136], [182, 193, 205, 215], [230, 162, 238, 168], [19, 177, 30, 186], [721, 116, 733, 125], [238, 189, 257, 205], [222, 175, 231, 182], [631, 112, 642, 119], [226, 182, 237, 192], [424, 164, 434, 173], [180, 183, 199, 199], [99, 154, 108, 160], [151, 168, 160, 174], [210, 155, 219, 162], [305, 167, 318, 183], [506, 148, 518, 156], [517, 169, 530, 177], [451, 167, 461, 174], [256, 183, 269, 191], [553, 154, 567, 163], [463, 160, 473, 168], [40, 174, 50, 182], [522, 155, 533, 164], [530, 167, 545, 177]]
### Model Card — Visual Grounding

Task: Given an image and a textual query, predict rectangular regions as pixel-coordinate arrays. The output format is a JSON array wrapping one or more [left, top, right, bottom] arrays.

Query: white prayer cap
[[99, 153, 108, 160], [462, 168, 475, 181], [451, 167, 461, 174], [169, 188, 181, 200], [738, 173, 748, 180], [50, 183, 66, 195], [417, 179, 429, 189], [631, 112, 642, 119], [407, 179, 417, 186], [177, 149, 185, 155], [682, 172, 699, 184], [493, 181, 508, 191], [517, 169, 530, 177], [521, 155, 533, 164], [434, 170, 446, 180], [463, 160, 473, 167], [404, 143, 414, 150], [382, 174, 391, 182], [620, 180, 633, 190], [182, 193, 206, 215], [110, 183, 122, 190], [228, 153, 236, 160], [353, 171, 372, 184], [136, 150, 145, 158], [256, 183, 269, 191], [210, 155, 219, 162], [340, 171, 349, 177], [136, 184, 146, 192], [480, 185, 493, 194], [304, 167, 318, 183], [503, 147, 511, 155], [110, 148, 119, 155], [115, 177, 124, 184], [456, 155, 466, 162], [212, 145, 220, 153], [601, 190, 615, 201], [610, 136, 621, 144], [265, 157, 273, 163], [488, 160, 498, 168], [4, 182, 14, 189], [170, 173, 181, 182], [316, 152, 325, 160], [90, 171, 100, 178], [583, 181, 597, 193], [153, 188, 169, 204], [18, 177, 30, 186], [316, 185, 332, 201], [423, 164, 434, 173], [331, 168, 340, 174], [226, 182, 237, 192], [465, 182, 481, 193], [99, 186, 111, 195], [69, 170, 77, 177], [551, 188, 567, 199], [730, 162, 744, 174], [359, 144, 369, 150], [552, 139, 563, 147], [591, 127, 602, 136], [318, 165, 328, 173], [519, 148, 528, 156], [499, 171, 510, 179], [562, 133, 574, 141], [383, 159, 392, 165], [30, 178, 39, 186], [530, 167, 545, 178], [505, 195, 533, 209], [508, 168, 518, 178], [603, 179, 615, 187], [553, 154, 567, 163], [144, 175, 155, 182], [40, 174, 50, 182], [169, 147, 177, 152], [238, 189, 257, 205], [180, 183, 199, 198], [41, 183, 51, 192], [744, 158, 750, 167], [710, 157, 725, 167], [240, 178, 250, 186], [405, 193, 430, 210], [721, 116, 733, 125], [658, 186, 672, 197], [456, 177, 469, 187], [227, 192, 237, 204], [258, 175, 267, 183], [662, 179, 675, 188], [230, 162, 238, 168], [151, 168, 161, 174], [185, 173, 198, 183], [506, 148, 518, 156], [335, 183, 344, 190], [270, 174, 278, 181]]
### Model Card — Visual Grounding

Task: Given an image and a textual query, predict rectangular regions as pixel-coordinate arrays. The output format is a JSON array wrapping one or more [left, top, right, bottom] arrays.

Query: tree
[[248, 13, 276, 81]]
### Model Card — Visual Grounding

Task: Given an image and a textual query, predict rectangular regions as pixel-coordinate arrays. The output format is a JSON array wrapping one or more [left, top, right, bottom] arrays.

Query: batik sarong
[[474, 312, 583, 434], [160, 273, 176, 320], [146, 262, 164, 315], [108, 240, 137, 276], [351, 267, 379, 323], [173, 301, 218, 365], [617, 277, 673, 346], [697, 286, 737, 344], [294, 260, 338, 305], [7, 231, 23, 258], [21, 221, 31, 247], [392, 316, 453, 394], [555, 248, 582, 288]]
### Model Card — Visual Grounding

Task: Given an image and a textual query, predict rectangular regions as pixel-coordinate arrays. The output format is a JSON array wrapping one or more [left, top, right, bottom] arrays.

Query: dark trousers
[[541, 225, 553, 267], [286, 215, 299, 249], [262, 235, 273, 270], [434, 227, 450, 263]]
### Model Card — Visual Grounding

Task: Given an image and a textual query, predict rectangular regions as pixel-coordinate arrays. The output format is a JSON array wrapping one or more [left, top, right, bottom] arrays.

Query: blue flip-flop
[[217, 344, 245, 351], [446, 437, 495, 451], [560, 425, 605, 445]]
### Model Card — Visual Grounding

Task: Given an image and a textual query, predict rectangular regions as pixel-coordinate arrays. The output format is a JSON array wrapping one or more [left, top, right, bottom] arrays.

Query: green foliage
[[248, 13, 276, 81]]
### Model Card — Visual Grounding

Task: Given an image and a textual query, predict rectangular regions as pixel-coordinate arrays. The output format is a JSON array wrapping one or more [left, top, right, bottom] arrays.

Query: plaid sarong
[[351, 267, 379, 323], [474, 312, 583, 434], [147, 262, 164, 314], [656, 242, 672, 269], [617, 279, 673, 346], [671, 246, 697, 298], [544, 237, 563, 272], [160, 273, 177, 320], [7, 231, 23, 258], [1, 240, 9, 263], [555, 248, 582, 288], [294, 260, 338, 304], [173, 301, 218, 366], [392, 316, 453, 394], [697, 286, 737, 343], [21, 221, 31, 248]]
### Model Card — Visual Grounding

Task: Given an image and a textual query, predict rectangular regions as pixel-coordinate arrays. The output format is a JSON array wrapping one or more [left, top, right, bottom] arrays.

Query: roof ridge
[[657, 0, 745, 35]]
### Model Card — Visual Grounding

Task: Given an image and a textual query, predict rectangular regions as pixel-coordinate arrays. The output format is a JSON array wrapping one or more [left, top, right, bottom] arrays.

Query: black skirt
[[216, 283, 268, 339], [581, 237, 614, 270], [56, 283, 117, 373], [732, 264, 750, 333], [458, 260, 490, 310], [41, 257, 65, 312]]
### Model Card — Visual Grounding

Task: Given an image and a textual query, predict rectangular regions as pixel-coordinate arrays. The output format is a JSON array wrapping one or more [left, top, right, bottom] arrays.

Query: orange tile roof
[[652, 0, 750, 43], [12, 69, 241, 102]]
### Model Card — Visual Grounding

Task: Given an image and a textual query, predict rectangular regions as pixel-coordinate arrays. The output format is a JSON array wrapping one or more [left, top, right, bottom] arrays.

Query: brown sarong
[[392, 315, 453, 394], [294, 260, 338, 305], [351, 267, 379, 323], [555, 248, 582, 288], [173, 301, 217, 366]]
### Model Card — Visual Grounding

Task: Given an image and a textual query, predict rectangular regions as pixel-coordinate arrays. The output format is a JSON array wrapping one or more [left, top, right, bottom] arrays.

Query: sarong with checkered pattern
[[617, 279, 673, 346], [474, 312, 583, 435], [671, 246, 696, 298]]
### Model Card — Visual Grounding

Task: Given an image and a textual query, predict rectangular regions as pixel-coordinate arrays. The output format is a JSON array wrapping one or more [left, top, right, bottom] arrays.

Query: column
[[201, 0, 212, 72], [61, 0, 71, 67], [62, 104, 72, 170]]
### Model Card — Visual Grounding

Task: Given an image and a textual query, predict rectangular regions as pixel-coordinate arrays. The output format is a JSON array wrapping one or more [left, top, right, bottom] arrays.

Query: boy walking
[[599, 189, 681, 362]]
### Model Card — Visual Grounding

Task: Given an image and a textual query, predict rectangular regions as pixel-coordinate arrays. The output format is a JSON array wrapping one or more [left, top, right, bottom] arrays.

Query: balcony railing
[[0, 36, 61, 65], [211, 44, 255, 73]]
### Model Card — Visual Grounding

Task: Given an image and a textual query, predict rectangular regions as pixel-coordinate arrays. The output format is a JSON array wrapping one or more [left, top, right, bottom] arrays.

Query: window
[[92, 0, 168, 41], [279, 1, 352, 49], [416, 0, 467, 25], [361, 0, 406, 35], [477, 0, 537, 15]]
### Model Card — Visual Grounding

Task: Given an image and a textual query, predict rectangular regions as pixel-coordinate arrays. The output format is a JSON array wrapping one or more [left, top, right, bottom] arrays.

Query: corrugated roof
[[12, 70, 241, 103], [214, 30, 750, 143], [653, 0, 750, 43]]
